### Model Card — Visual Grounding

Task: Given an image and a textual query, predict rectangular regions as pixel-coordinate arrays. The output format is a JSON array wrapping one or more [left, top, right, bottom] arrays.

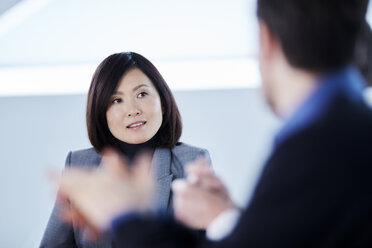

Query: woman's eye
[[112, 98, 122, 104], [138, 92, 148, 98]]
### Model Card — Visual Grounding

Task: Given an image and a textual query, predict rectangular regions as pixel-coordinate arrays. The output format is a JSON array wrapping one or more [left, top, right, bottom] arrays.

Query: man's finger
[[46, 170, 62, 187], [101, 148, 129, 177], [59, 169, 90, 196], [82, 227, 101, 241], [132, 151, 153, 185], [197, 175, 227, 192], [186, 156, 213, 179], [133, 151, 152, 172], [172, 179, 189, 194]]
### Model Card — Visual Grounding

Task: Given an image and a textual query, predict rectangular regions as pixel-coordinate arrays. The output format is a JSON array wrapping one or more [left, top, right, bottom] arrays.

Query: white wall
[[0, 88, 279, 247], [0, 0, 371, 247]]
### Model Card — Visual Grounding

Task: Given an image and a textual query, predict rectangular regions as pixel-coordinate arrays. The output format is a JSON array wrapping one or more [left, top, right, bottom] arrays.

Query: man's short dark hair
[[354, 20, 372, 86], [86, 52, 182, 152], [257, 0, 369, 72]]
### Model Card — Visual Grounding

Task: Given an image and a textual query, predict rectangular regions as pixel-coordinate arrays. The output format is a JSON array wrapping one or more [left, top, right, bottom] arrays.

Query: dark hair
[[257, 0, 369, 72], [86, 52, 182, 152], [354, 20, 372, 86]]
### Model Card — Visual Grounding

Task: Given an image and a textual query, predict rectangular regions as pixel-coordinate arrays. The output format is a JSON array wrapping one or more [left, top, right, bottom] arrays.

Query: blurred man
[[172, 17, 372, 242], [56, 0, 372, 247]]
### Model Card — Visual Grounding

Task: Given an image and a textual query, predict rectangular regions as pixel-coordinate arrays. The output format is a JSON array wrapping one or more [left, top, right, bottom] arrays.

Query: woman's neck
[[116, 135, 159, 163]]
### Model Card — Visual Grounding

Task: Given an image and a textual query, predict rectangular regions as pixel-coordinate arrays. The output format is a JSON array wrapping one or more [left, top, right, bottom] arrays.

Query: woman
[[40, 52, 211, 247]]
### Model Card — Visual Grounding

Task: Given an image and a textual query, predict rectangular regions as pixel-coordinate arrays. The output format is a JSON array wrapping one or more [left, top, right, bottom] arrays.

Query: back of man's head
[[257, 0, 369, 72]]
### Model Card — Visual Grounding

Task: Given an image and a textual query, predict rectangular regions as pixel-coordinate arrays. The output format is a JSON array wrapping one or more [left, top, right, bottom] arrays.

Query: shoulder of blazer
[[65, 147, 101, 168], [171, 142, 212, 167]]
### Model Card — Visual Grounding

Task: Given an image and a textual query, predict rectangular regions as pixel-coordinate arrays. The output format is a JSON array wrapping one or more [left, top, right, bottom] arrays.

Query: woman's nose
[[127, 110, 141, 117], [126, 102, 141, 117]]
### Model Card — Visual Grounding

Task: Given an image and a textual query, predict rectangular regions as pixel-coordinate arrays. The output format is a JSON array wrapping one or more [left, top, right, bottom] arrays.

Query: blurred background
[[0, 0, 371, 247]]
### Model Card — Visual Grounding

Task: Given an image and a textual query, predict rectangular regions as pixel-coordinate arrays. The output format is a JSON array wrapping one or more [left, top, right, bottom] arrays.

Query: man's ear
[[258, 20, 277, 60]]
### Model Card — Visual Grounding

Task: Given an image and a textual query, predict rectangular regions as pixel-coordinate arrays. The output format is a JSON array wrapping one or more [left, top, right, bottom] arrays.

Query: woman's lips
[[127, 121, 146, 129]]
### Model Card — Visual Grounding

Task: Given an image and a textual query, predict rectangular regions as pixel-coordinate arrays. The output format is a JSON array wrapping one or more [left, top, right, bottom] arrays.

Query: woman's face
[[106, 68, 163, 144]]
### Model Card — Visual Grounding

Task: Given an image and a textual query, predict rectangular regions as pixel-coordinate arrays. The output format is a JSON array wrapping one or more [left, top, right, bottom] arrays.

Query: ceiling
[[0, 0, 257, 67], [0, 0, 371, 68]]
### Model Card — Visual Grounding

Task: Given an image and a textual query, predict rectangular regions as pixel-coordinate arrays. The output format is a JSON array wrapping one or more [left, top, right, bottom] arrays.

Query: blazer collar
[[151, 147, 174, 211], [151, 147, 172, 178]]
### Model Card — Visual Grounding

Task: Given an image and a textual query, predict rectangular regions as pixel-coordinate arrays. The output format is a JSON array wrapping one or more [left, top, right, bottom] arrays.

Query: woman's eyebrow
[[132, 84, 150, 92], [112, 91, 123, 95], [112, 84, 150, 95]]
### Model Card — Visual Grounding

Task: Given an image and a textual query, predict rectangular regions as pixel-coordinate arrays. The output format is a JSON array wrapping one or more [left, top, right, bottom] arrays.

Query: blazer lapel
[[151, 147, 173, 211]]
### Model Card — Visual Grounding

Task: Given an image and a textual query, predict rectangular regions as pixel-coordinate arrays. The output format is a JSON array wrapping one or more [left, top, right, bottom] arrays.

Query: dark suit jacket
[[40, 143, 211, 248], [110, 76, 372, 247]]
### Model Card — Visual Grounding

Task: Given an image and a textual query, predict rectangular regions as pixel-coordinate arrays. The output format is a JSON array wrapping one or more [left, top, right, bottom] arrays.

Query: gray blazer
[[40, 143, 211, 248]]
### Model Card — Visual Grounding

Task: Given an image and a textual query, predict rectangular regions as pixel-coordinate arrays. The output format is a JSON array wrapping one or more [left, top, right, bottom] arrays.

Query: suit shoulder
[[66, 147, 101, 167], [171, 142, 211, 164], [172, 142, 208, 155], [70, 147, 98, 156]]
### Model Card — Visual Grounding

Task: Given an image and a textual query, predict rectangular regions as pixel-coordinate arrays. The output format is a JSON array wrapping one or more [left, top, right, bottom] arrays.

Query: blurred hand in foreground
[[52, 149, 154, 237], [172, 157, 237, 229]]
